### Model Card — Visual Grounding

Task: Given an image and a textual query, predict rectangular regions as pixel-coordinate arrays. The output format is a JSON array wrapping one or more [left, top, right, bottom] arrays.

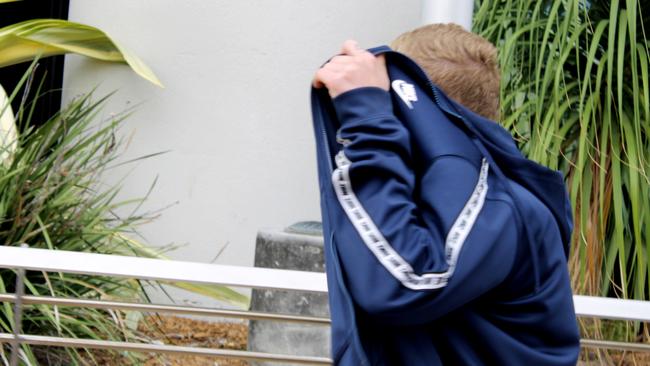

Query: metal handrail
[[573, 295, 650, 322], [0, 246, 648, 365], [0, 246, 331, 365], [0, 333, 332, 365], [0, 294, 330, 325], [580, 339, 650, 353], [0, 246, 327, 293]]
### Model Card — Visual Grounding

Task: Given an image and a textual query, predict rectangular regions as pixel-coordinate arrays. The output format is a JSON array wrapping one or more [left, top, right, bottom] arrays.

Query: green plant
[[0, 72, 142, 363], [0, 14, 164, 167], [473, 0, 648, 349], [0, 67, 247, 365], [0, 8, 247, 364]]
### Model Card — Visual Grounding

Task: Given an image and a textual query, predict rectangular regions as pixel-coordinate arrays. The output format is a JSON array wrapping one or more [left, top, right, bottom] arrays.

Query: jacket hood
[[432, 88, 574, 258], [373, 43, 573, 257]]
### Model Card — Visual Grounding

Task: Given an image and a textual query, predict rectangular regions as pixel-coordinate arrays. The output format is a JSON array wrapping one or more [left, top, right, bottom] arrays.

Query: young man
[[311, 24, 580, 365]]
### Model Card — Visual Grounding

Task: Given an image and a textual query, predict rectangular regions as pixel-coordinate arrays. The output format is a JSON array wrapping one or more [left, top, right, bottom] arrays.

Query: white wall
[[63, 1, 421, 272]]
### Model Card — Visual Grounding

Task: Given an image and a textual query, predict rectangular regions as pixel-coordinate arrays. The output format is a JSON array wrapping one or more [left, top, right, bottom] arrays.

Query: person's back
[[311, 24, 580, 365]]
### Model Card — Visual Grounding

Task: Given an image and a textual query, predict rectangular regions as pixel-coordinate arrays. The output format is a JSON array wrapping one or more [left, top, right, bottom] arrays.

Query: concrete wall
[[63, 1, 421, 272]]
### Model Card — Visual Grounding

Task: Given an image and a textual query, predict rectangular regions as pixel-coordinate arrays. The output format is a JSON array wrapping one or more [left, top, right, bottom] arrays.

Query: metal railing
[[0, 246, 331, 365], [0, 245, 648, 365]]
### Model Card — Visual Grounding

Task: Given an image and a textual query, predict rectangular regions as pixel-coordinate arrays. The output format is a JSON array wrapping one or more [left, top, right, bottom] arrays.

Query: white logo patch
[[391, 80, 418, 109]]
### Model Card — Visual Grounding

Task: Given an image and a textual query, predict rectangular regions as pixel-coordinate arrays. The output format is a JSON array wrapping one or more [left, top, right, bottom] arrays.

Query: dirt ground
[[579, 349, 650, 366], [40, 315, 649, 365], [72, 315, 250, 366], [139, 315, 249, 366]]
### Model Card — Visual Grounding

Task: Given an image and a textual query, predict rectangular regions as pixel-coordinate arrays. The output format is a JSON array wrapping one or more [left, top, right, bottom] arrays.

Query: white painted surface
[[0, 246, 327, 293], [62, 1, 421, 272], [421, 0, 474, 30]]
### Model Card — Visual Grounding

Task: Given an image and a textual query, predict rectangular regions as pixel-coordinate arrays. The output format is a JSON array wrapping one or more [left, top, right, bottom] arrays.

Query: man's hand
[[313, 40, 389, 98]]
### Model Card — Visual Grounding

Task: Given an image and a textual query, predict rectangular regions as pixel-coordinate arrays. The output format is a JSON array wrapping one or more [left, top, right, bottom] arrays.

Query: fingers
[[313, 40, 378, 94], [313, 46, 353, 89], [327, 55, 350, 66], [376, 54, 386, 66], [312, 69, 325, 88], [312, 77, 323, 89], [341, 40, 363, 56], [312, 67, 337, 89], [312, 62, 343, 88]]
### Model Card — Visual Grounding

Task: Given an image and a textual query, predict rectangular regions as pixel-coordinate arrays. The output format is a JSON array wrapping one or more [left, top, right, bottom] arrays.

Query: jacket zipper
[[320, 123, 333, 173]]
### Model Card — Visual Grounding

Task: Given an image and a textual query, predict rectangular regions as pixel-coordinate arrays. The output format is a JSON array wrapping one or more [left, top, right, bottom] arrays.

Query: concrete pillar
[[248, 223, 329, 366]]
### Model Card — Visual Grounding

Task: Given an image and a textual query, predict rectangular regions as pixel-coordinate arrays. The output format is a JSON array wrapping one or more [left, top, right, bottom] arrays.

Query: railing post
[[248, 225, 330, 365], [9, 244, 27, 366]]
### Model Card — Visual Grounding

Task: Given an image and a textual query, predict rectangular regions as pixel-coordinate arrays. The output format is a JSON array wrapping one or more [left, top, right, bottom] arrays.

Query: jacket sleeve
[[329, 87, 519, 325]]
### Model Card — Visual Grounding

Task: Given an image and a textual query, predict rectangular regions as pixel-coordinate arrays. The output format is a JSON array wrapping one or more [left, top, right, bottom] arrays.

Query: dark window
[[0, 0, 70, 125]]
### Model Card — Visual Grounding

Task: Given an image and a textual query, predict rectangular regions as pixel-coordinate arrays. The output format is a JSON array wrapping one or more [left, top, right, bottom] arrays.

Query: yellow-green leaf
[[0, 19, 162, 87], [114, 233, 250, 308], [165, 282, 250, 309]]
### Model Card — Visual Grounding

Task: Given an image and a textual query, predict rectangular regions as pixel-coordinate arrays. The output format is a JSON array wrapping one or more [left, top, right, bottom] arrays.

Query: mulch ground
[[71, 315, 250, 366], [139, 315, 249, 366], [579, 349, 650, 365], [35, 315, 650, 365]]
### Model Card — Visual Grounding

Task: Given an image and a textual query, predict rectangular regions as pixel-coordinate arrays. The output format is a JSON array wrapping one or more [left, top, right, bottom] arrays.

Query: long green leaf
[[113, 233, 250, 308], [0, 19, 162, 87], [474, 0, 650, 347]]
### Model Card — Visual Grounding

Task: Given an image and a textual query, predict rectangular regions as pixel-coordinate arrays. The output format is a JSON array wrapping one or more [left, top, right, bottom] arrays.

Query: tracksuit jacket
[[310, 46, 580, 365]]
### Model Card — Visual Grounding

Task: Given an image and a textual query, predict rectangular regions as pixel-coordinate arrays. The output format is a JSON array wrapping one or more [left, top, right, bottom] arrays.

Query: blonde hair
[[391, 23, 500, 121]]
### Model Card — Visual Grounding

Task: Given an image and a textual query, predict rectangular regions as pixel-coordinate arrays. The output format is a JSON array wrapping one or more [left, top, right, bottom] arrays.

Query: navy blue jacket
[[310, 46, 580, 365]]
